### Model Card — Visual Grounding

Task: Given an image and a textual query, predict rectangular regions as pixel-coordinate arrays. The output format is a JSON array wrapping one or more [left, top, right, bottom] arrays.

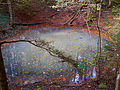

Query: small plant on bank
[[99, 82, 107, 88]]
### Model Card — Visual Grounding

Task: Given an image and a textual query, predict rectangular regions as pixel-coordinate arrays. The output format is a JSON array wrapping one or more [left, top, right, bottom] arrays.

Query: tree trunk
[[0, 27, 9, 90], [115, 64, 120, 90], [107, 0, 112, 7], [0, 24, 2, 35], [104, 0, 112, 7], [7, 0, 13, 27], [115, 70, 120, 90]]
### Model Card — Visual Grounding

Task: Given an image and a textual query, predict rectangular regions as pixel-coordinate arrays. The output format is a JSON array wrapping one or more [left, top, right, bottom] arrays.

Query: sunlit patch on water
[[92, 67, 96, 79], [71, 66, 96, 84], [72, 72, 79, 84]]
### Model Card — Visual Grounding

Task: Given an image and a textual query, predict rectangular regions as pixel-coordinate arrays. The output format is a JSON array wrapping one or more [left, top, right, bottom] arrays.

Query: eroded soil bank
[[14, 5, 119, 34]]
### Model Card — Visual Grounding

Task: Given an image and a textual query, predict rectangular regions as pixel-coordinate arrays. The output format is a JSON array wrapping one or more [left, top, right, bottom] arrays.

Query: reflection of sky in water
[[1, 27, 103, 77]]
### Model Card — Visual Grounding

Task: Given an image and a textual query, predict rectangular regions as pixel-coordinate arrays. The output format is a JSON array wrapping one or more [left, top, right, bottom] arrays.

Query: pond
[[1, 26, 105, 88]]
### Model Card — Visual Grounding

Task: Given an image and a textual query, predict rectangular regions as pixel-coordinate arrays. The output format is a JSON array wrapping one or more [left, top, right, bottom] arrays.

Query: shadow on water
[[1, 26, 105, 88]]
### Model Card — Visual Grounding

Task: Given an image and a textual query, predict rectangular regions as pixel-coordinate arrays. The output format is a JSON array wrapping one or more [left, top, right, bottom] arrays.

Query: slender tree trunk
[[0, 24, 2, 35], [95, 0, 102, 82], [0, 26, 9, 90], [7, 0, 13, 27], [108, 0, 112, 7], [115, 68, 120, 90], [0, 45, 9, 90]]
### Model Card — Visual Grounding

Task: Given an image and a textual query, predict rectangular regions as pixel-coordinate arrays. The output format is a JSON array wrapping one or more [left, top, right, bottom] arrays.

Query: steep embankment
[[14, 6, 120, 37], [2, 6, 119, 41]]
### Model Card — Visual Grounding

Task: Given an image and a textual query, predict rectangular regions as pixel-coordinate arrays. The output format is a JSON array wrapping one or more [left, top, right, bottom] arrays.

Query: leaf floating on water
[[32, 59, 35, 62], [81, 60, 84, 62], [106, 26, 112, 29], [60, 69, 63, 71], [46, 72, 49, 75], [28, 63, 30, 65], [31, 80, 36, 84], [24, 80, 29, 85]]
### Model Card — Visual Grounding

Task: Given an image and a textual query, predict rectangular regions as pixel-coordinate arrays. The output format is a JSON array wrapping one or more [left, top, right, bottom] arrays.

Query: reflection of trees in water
[[2, 44, 74, 77], [2, 28, 101, 85], [71, 47, 97, 84]]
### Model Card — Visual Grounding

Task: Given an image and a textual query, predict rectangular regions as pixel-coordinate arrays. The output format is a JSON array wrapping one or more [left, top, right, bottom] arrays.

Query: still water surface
[[1, 26, 104, 84]]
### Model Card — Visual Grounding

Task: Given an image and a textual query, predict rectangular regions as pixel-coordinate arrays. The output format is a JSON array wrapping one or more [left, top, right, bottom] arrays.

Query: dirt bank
[[14, 6, 119, 35]]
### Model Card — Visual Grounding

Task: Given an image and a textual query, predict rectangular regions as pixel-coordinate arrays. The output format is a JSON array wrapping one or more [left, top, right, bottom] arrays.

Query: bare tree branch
[[0, 39, 82, 74]]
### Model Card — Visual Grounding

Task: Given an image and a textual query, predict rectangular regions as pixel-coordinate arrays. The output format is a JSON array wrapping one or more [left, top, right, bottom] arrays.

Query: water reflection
[[72, 72, 79, 84], [2, 27, 102, 85], [92, 67, 96, 79]]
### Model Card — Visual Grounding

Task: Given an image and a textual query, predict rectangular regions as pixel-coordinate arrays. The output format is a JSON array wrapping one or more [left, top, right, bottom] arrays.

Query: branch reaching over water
[[0, 39, 82, 74]]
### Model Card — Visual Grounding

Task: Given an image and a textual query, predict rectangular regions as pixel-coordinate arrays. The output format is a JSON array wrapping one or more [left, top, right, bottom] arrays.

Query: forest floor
[[14, 6, 120, 34]]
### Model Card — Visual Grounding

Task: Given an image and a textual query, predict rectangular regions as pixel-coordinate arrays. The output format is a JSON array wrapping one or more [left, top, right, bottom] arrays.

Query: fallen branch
[[70, 13, 80, 24], [0, 39, 82, 74], [64, 12, 79, 25], [64, 4, 87, 25], [48, 12, 62, 18], [13, 22, 46, 26]]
